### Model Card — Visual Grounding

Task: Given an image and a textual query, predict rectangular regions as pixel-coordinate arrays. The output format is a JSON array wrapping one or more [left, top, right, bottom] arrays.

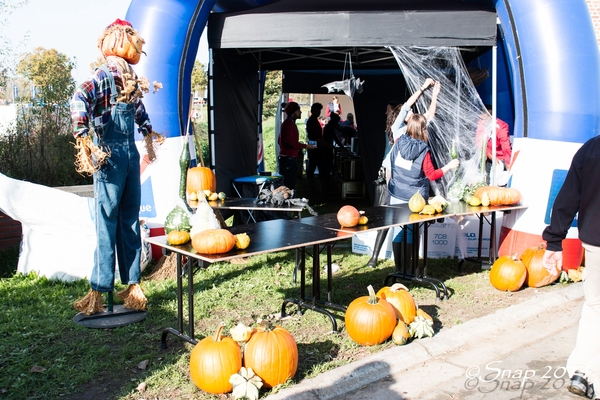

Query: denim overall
[[91, 65, 141, 292]]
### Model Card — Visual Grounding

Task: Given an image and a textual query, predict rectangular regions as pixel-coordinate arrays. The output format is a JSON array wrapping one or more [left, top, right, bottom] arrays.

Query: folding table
[[444, 202, 529, 268], [145, 219, 352, 347], [298, 205, 448, 300]]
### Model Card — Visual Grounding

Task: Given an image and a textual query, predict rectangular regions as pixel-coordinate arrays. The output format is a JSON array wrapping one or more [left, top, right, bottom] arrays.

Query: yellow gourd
[[408, 192, 426, 213], [420, 204, 436, 215], [167, 230, 191, 245], [234, 233, 251, 249]]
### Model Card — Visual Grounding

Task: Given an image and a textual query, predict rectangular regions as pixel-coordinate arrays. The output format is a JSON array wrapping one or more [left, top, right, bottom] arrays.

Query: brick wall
[[587, 0, 600, 46], [0, 212, 22, 251]]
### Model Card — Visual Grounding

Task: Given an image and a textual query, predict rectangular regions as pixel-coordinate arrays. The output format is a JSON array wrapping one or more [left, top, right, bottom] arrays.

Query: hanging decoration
[[321, 53, 364, 99]]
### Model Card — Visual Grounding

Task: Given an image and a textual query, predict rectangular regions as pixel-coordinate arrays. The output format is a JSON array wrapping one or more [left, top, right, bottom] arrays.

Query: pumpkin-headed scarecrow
[[70, 18, 163, 315]]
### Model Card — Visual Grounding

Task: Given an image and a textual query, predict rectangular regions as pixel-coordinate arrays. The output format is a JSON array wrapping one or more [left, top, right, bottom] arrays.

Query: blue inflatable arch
[[125, 0, 600, 234]]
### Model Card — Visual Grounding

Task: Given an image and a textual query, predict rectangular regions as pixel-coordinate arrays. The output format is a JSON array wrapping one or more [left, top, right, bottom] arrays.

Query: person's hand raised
[[422, 78, 434, 90], [432, 81, 441, 96]]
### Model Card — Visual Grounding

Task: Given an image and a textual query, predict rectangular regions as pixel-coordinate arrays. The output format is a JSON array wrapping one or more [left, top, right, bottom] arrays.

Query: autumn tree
[[17, 47, 76, 106], [263, 70, 282, 119], [191, 60, 207, 96], [0, 47, 87, 186]]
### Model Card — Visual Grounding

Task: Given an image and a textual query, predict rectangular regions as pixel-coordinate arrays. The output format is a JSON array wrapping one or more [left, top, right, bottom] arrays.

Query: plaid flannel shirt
[[70, 63, 152, 138]]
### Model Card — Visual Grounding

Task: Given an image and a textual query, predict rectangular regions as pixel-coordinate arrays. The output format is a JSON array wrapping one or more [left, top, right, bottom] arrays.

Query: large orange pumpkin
[[192, 229, 235, 254], [187, 166, 217, 195], [473, 186, 522, 206], [521, 244, 560, 287], [376, 283, 417, 324], [489, 254, 527, 292], [337, 205, 361, 227], [189, 323, 242, 394], [345, 285, 397, 346], [243, 323, 298, 389]]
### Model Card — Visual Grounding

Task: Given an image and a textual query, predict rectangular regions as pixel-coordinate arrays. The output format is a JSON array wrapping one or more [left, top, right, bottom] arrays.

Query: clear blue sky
[[4, 0, 208, 83]]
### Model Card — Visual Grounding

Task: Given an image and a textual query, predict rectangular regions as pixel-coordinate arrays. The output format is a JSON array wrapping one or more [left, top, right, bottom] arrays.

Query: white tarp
[[0, 173, 152, 281], [0, 173, 96, 281]]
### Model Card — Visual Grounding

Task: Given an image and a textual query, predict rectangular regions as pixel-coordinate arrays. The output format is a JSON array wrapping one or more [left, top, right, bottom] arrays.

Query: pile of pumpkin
[[337, 205, 369, 227], [189, 320, 298, 399], [408, 192, 449, 215], [345, 284, 435, 346], [165, 165, 250, 254], [489, 243, 561, 292], [463, 185, 522, 207]]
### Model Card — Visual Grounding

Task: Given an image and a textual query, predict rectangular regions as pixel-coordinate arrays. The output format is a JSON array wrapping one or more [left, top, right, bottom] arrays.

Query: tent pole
[[208, 47, 216, 172], [490, 42, 498, 186]]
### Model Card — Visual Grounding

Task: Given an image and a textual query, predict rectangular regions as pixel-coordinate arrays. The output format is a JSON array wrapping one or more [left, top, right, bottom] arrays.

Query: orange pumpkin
[[521, 244, 560, 288], [473, 186, 522, 206], [337, 205, 361, 227], [192, 229, 235, 254], [243, 323, 298, 389], [189, 323, 242, 394], [345, 285, 397, 346], [489, 254, 527, 292], [376, 283, 417, 324], [186, 166, 217, 195], [99, 25, 145, 65]]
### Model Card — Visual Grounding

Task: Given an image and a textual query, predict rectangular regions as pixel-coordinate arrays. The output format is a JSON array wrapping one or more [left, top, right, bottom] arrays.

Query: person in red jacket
[[278, 102, 315, 189], [476, 105, 512, 185]]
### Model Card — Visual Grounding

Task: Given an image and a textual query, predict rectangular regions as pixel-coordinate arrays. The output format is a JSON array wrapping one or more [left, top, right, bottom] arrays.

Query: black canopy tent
[[207, 0, 497, 202]]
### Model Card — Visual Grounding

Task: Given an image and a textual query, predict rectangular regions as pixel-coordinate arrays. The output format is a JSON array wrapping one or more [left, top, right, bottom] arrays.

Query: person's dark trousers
[[367, 228, 389, 267], [278, 155, 298, 190]]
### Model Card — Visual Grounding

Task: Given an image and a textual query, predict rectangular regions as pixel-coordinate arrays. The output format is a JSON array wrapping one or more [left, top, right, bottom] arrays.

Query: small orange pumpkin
[[376, 283, 417, 324], [243, 322, 298, 389], [187, 166, 217, 196], [345, 285, 397, 346], [489, 254, 527, 292], [192, 229, 235, 254], [189, 322, 242, 394], [337, 205, 361, 227], [521, 244, 560, 288]]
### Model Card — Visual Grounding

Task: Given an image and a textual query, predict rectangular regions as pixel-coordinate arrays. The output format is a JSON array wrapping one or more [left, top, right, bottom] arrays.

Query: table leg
[[384, 222, 447, 301], [161, 252, 198, 348], [281, 243, 346, 332]]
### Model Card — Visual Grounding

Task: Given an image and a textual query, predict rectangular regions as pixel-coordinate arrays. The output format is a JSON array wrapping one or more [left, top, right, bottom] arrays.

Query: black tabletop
[[297, 204, 442, 233], [145, 218, 353, 263]]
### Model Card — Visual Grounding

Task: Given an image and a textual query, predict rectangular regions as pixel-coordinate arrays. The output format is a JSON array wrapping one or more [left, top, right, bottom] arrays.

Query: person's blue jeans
[[91, 101, 141, 292]]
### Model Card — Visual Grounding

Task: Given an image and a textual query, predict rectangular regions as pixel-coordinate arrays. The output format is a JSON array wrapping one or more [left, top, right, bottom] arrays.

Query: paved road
[[267, 283, 586, 400]]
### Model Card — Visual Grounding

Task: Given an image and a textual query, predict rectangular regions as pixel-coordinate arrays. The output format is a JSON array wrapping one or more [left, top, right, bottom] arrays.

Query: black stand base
[[73, 306, 147, 329], [384, 273, 448, 301], [281, 297, 346, 332], [161, 327, 197, 349]]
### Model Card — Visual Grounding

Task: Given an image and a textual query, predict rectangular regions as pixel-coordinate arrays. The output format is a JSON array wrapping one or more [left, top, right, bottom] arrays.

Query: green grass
[[0, 236, 497, 400]]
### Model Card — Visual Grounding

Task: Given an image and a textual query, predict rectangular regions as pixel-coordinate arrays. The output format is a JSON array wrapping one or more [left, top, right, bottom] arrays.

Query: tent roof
[[208, 0, 497, 69]]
